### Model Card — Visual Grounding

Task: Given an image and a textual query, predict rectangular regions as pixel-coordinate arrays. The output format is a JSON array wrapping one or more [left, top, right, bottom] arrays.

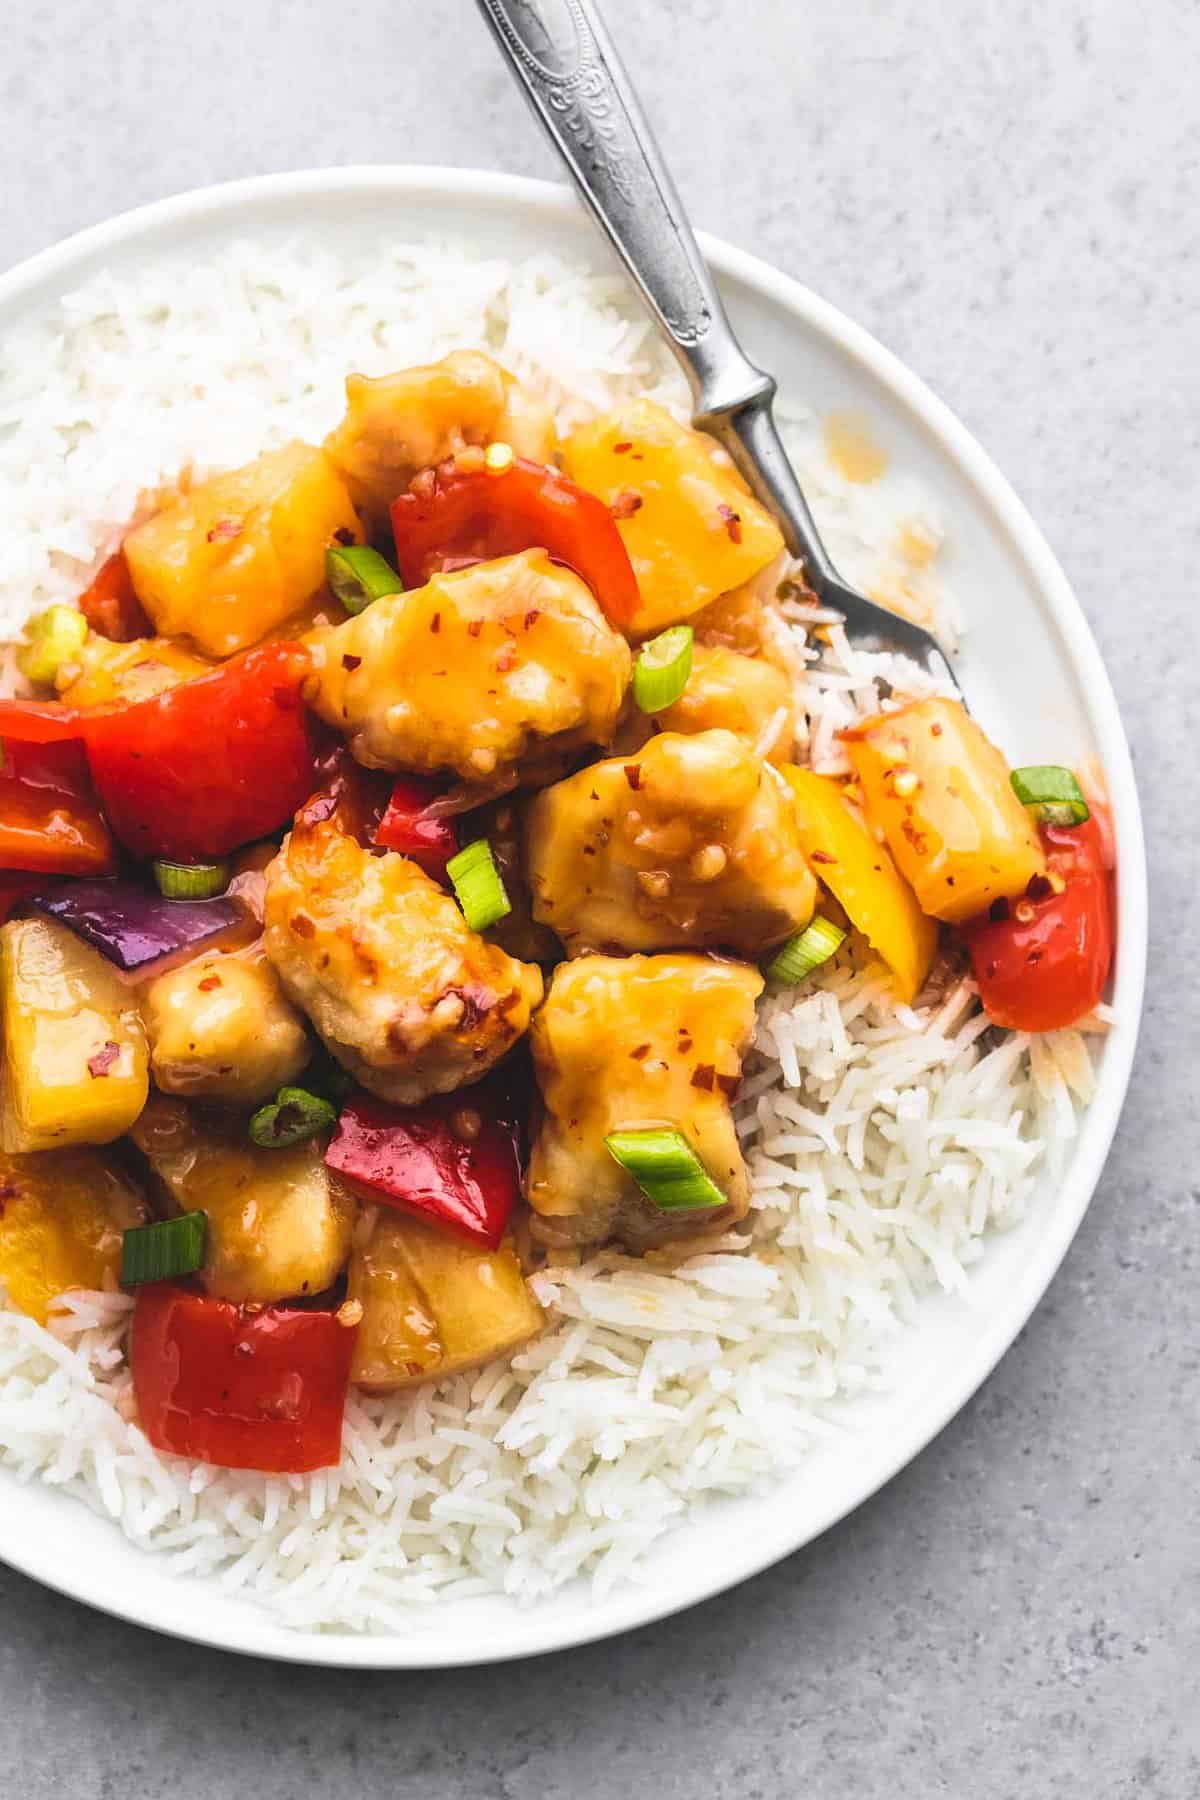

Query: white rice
[[0, 239, 1100, 1631]]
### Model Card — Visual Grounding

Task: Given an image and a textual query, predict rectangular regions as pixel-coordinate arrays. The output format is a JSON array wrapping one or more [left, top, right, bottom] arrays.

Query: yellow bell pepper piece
[[784, 765, 937, 1003], [563, 398, 784, 636]]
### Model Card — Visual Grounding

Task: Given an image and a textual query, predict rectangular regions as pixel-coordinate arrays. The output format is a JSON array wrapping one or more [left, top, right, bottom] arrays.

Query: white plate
[[0, 166, 1146, 1667]]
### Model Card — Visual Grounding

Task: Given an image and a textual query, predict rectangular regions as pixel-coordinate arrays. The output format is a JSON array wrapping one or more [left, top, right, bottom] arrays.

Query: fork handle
[[474, 0, 841, 586]]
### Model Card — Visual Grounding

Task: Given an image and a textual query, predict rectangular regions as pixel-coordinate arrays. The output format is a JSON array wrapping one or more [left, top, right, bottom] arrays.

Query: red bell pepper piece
[[76, 548, 152, 642], [0, 699, 85, 745], [374, 774, 458, 878], [81, 641, 319, 861], [0, 737, 114, 875], [325, 1079, 523, 1251], [130, 1284, 356, 1473], [390, 456, 640, 629], [965, 816, 1114, 1032]]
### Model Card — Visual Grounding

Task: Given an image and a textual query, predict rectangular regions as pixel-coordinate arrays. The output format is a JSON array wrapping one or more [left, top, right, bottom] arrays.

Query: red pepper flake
[[610, 490, 644, 520], [291, 913, 316, 939], [717, 503, 743, 544], [87, 1041, 121, 1079], [691, 1063, 716, 1091], [523, 609, 540, 630], [624, 763, 643, 791], [467, 619, 484, 639], [629, 1043, 651, 1060], [430, 612, 441, 634], [342, 654, 362, 672], [811, 850, 837, 866], [206, 516, 243, 544], [613, 441, 633, 454], [197, 974, 222, 992], [332, 526, 356, 546], [715, 1071, 740, 1097], [930, 722, 944, 737]]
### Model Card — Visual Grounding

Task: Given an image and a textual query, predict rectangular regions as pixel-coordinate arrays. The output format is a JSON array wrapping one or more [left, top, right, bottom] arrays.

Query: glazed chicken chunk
[[305, 550, 632, 790], [653, 643, 796, 764], [527, 953, 763, 1251], [525, 728, 817, 955], [262, 799, 543, 1105], [324, 349, 557, 522]]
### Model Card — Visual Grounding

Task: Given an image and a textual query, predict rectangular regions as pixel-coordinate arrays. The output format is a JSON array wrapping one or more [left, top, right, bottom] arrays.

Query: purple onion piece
[[23, 879, 251, 980]]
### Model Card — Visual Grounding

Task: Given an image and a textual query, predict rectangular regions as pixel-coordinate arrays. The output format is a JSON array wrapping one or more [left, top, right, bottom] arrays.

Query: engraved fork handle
[[474, 0, 851, 574], [476, 0, 962, 687]]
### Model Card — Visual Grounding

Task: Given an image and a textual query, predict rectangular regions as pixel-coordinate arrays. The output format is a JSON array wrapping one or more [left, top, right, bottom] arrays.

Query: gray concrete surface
[[0, 0, 1195, 1793]]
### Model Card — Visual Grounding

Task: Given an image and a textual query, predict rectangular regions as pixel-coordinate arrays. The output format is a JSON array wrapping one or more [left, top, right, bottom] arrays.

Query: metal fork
[[476, 0, 959, 690]]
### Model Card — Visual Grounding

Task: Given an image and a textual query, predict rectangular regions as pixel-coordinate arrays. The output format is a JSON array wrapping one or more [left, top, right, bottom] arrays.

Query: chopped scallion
[[16, 604, 88, 688], [1010, 765, 1090, 827], [604, 1128, 727, 1211], [152, 859, 230, 901], [765, 914, 846, 985], [446, 838, 511, 932], [121, 1211, 206, 1286], [632, 624, 694, 714], [249, 1086, 337, 1149], [325, 544, 404, 615]]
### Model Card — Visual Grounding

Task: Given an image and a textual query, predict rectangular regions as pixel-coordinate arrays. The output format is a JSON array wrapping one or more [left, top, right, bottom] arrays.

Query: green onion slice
[[605, 1128, 727, 1212], [152, 859, 230, 901], [446, 838, 511, 932], [325, 544, 404, 615], [16, 604, 88, 688], [249, 1085, 337, 1149], [1010, 765, 1090, 827], [633, 624, 694, 714], [121, 1211, 207, 1287], [765, 914, 846, 985]]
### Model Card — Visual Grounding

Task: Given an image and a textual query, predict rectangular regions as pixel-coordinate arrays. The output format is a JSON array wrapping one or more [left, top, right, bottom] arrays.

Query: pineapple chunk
[[563, 398, 784, 636], [123, 443, 361, 659], [0, 917, 148, 1153], [131, 1096, 355, 1306], [0, 1147, 146, 1323], [347, 1210, 543, 1389], [56, 634, 211, 708], [142, 943, 310, 1106], [842, 698, 1046, 923]]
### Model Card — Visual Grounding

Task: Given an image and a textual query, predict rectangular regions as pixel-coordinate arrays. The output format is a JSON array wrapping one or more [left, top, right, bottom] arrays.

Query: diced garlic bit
[[304, 550, 631, 790], [526, 729, 816, 955], [527, 953, 763, 1251]]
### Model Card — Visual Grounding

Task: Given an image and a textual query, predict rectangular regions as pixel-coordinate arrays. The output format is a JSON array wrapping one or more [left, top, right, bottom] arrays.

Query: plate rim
[[0, 163, 1148, 1668]]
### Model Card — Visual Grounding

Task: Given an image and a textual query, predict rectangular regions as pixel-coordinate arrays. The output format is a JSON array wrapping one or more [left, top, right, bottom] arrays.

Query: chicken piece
[[347, 1211, 544, 1389], [562, 398, 784, 636], [262, 800, 543, 1105], [142, 942, 311, 1106], [653, 644, 796, 763], [131, 1095, 355, 1306], [55, 634, 212, 709], [0, 1147, 146, 1323], [324, 349, 557, 522], [123, 443, 361, 659], [526, 729, 816, 955], [305, 550, 631, 789], [527, 953, 762, 1251]]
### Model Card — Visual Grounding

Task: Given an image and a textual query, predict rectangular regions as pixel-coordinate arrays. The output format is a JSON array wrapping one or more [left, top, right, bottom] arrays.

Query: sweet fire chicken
[[0, 349, 1114, 1477]]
